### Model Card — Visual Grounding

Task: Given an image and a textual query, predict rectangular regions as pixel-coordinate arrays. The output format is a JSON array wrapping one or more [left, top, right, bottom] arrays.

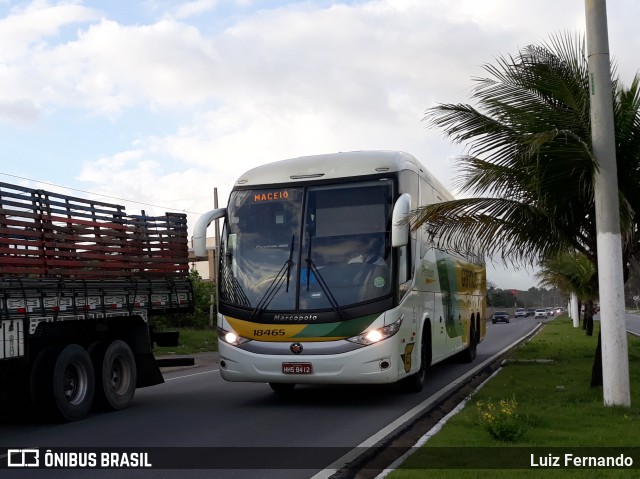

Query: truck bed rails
[[0, 181, 188, 278], [0, 181, 196, 420]]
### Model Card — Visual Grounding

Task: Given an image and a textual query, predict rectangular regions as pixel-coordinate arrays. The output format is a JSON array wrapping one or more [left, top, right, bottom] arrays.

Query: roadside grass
[[153, 328, 218, 355], [388, 316, 640, 479]]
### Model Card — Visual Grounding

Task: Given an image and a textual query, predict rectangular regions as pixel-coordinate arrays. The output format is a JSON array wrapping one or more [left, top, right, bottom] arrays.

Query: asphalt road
[[0, 316, 546, 479], [625, 311, 640, 336]]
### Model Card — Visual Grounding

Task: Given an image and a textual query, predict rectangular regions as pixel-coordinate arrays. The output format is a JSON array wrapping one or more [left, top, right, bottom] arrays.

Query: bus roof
[[233, 150, 451, 198]]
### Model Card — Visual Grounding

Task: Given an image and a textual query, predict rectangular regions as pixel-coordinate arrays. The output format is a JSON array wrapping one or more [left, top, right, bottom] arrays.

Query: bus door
[[432, 292, 454, 361]]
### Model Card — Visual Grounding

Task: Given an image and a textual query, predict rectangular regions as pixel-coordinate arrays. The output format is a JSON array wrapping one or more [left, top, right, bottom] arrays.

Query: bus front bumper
[[217, 338, 410, 385]]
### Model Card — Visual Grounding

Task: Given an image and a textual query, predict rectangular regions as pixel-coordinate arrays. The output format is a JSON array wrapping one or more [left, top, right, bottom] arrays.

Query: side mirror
[[192, 208, 227, 258], [391, 193, 411, 247]]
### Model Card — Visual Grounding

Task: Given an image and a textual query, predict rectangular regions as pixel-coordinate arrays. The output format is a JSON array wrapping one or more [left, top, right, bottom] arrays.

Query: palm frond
[[420, 32, 640, 276]]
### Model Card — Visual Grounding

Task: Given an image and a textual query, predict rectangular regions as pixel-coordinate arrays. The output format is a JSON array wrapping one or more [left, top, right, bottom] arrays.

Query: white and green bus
[[193, 151, 486, 393]]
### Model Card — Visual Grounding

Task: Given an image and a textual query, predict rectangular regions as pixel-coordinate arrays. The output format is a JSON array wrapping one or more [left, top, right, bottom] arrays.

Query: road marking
[[164, 369, 218, 381]]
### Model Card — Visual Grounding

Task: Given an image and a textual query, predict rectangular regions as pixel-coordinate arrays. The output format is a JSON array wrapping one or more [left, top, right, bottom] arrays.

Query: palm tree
[[536, 252, 597, 335], [535, 252, 603, 386], [413, 33, 640, 400]]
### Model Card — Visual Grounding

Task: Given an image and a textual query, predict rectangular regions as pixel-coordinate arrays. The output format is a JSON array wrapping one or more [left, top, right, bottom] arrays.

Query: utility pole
[[208, 188, 220, 329], [585, 0, 631, 406]]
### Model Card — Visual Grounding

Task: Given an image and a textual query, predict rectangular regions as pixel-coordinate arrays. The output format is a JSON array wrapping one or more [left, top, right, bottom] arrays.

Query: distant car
[[546, 307, 555, 316], [535, 308, 548, 319], [526, 308, 536, 317], [515, 308, 527, 318], [492, 311, 510, 324]]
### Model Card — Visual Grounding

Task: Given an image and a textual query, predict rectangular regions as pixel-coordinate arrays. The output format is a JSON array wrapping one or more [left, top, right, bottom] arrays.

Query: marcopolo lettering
[[273, 314, 318, 322]]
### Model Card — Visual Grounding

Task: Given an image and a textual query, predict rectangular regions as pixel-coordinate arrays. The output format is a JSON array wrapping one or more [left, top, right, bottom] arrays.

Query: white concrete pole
[[585, 0, 630, 406]]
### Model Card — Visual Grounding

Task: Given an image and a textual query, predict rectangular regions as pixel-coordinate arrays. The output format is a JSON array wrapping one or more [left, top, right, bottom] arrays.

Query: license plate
[[282, 362, 313, 374]]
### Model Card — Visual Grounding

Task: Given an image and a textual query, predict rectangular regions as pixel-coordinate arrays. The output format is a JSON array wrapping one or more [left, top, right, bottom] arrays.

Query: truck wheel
[[30, 346, 58, 420], [88, 341, 107, 409], [31, 344, 96, 421], [97, 340, 137, 410]]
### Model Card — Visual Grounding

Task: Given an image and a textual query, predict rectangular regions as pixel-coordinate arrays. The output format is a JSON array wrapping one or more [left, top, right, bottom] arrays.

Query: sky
[[1, 0, 639, 291]]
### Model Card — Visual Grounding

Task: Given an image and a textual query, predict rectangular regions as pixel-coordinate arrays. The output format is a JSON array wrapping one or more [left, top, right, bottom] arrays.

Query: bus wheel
[[31, 344, 96, 421], [400, 337, 428, 393], [460, 324, 478, 363], [269, 383, 295, 395], [96, 340, 137, 410]]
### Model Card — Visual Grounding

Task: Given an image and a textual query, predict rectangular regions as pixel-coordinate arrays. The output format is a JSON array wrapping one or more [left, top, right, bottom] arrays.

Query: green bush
[[476, 397, 525, 442]]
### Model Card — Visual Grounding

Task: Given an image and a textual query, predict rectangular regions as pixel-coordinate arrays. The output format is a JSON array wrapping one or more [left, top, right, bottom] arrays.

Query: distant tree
[[488, 288, 518, 307], [189, 269, 216, 328]]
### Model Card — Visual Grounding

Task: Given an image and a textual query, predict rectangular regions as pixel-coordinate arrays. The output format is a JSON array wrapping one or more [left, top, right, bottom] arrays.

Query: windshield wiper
[[250, 235, 295, 320], [220, 258, 251, 307], [285, 236, 294, 292], [305, 237, 347, 319]]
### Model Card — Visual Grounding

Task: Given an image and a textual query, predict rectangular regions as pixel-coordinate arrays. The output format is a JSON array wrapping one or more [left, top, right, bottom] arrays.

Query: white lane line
[[164, 369, 218, 381]]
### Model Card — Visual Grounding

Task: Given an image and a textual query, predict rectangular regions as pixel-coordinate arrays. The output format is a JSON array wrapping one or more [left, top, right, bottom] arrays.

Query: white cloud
[[172, 0, 218, 20], [3, 0, 640, 289], [0, 98, 40, 123], [28, 18, 220, 115], [0, 1, 99, 62]]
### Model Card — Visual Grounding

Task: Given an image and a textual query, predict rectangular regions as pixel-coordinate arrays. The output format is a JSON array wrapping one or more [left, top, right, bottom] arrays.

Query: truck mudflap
[[135, 352, 165, 387], [148, 329, 196, 368]]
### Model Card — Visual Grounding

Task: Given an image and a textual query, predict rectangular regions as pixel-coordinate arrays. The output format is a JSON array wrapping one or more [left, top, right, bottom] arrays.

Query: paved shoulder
[[156, 351, 220, 372]]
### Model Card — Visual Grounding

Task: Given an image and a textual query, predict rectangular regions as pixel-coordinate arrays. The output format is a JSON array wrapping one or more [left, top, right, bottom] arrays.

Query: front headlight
[[346, 317, 403, 346], [218, 327, 251, 346]]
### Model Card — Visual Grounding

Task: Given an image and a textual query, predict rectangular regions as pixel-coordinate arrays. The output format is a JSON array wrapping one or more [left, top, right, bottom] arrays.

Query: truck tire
[[95, 340, 137, 410], [30, 346, 58, 419], [88, 341, 108, 409], [31, 344, 96, 421]]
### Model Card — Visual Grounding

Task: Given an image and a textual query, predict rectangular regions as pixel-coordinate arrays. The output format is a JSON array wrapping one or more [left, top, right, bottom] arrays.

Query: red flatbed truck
[[0, 182, 194, 421]]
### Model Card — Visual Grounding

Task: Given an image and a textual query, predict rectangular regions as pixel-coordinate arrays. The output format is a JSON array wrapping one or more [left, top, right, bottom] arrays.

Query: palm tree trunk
[[578, 300, 583, 328], [591, 329, 603, 387], [584, 300, 594, 336]]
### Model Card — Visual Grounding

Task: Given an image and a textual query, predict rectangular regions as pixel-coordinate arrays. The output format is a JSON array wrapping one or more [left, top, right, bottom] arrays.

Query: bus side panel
[[394, 289, 423, 379], [431, 293, 452, 363]]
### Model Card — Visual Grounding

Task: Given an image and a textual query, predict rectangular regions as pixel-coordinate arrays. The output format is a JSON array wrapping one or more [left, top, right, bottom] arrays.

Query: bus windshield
[[219, 180, 394, 315]]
